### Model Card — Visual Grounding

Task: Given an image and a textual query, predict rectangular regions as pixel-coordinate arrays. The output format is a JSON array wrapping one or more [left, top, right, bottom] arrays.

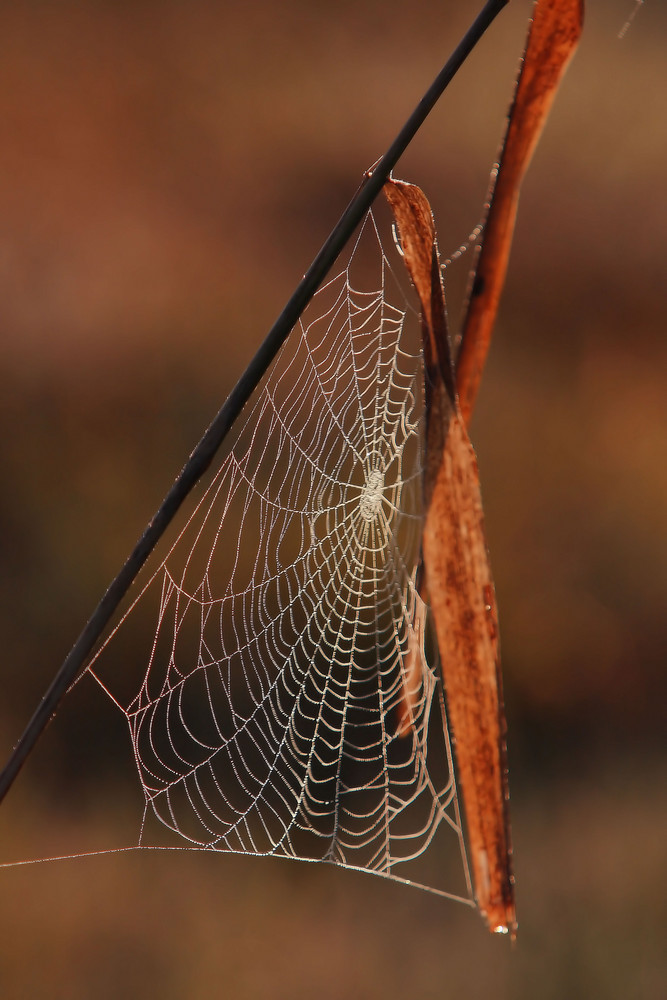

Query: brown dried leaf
[[384, 177, 515, 935], [395, 585, 429, 739], [457, 0, 585, 423]]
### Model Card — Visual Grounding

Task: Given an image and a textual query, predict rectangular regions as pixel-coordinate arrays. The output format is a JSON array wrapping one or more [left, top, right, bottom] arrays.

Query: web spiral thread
[[89, 208, 472, 901]]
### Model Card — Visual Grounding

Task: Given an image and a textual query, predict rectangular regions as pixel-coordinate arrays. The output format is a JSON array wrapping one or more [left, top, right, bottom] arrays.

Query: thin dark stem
[[0, 0, 508, 806]]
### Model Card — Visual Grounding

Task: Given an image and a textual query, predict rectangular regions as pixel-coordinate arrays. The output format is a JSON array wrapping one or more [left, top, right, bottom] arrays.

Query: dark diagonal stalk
[[0, 0, 509, 806]]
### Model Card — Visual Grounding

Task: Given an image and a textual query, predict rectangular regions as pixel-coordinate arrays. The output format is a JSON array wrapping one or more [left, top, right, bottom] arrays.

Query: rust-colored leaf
[[384, 177, 515, 935], [457, 0, 584, 423], [395, 582, 428, 738]]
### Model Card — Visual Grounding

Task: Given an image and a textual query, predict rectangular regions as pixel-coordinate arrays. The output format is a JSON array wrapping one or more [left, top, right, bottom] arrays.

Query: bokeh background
[[1, 0, 665, 997]]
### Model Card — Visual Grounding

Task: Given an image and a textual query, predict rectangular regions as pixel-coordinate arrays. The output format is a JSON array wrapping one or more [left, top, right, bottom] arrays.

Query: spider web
[[85, 205, 473, 904]]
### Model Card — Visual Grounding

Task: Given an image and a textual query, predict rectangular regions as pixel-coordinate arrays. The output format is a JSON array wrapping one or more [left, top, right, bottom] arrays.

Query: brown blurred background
[[0, 1, 665, 997]]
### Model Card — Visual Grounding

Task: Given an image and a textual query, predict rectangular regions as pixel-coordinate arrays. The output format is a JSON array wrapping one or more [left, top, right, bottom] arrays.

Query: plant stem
[[0, 0, 509, 806]]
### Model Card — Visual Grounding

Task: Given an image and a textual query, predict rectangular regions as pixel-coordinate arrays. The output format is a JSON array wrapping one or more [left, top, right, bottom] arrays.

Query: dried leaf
[[384, 177, 515, 935], [457, 0, 585, 423], [395, 583, 429, 739]]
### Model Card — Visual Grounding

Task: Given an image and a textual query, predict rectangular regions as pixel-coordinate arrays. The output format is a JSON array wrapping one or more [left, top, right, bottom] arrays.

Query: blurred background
[[0, 0, 665, 996]]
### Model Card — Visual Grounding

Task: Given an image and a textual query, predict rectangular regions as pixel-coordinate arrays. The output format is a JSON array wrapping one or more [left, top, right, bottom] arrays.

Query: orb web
[[88, 206, 473, 902]]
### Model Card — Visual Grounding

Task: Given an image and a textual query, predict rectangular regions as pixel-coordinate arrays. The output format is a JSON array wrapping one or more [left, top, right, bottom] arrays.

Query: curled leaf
[[457, 0, 585, 423], [385, 177, 515, 935]]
